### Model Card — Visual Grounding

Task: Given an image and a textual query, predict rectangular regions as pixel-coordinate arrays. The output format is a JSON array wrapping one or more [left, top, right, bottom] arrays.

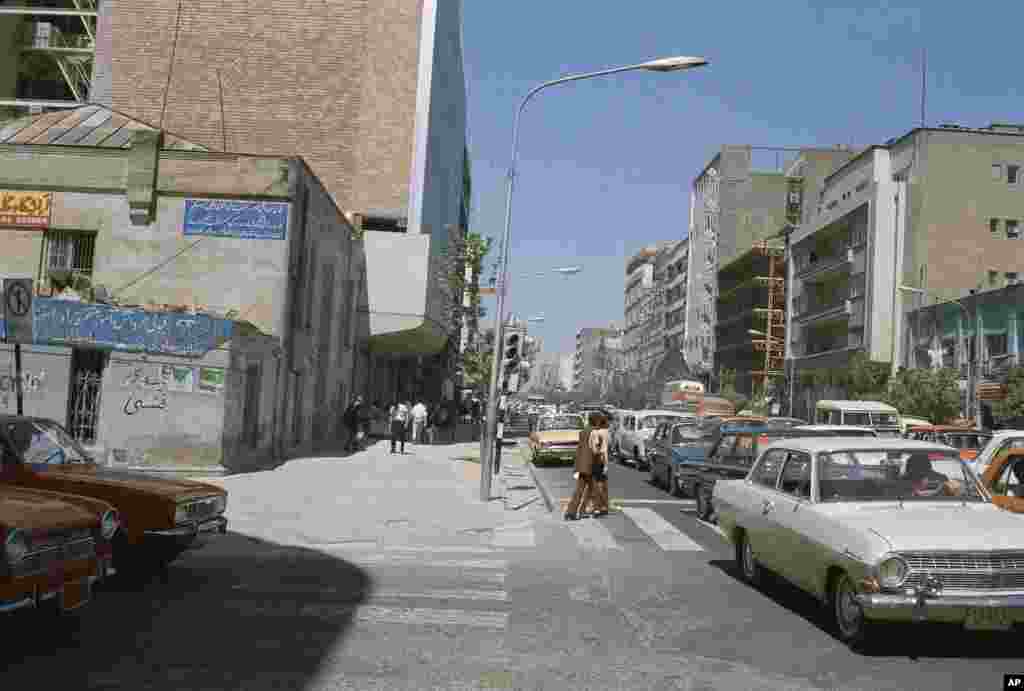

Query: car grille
[[182, 498, 220, 522], [12, 538, 96, 578], [29, 528, 92, 552], [898, 551, 1024, 592]]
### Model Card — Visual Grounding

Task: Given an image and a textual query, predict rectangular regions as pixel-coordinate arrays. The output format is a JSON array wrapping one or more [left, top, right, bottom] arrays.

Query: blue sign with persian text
[[1, 298, 232, 357], [183, 198, 289, 240]]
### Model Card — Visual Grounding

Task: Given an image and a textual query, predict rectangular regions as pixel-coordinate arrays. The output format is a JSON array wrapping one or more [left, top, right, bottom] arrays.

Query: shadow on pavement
[[1, 532, 373, 690], [707, 558, 1024, 660]]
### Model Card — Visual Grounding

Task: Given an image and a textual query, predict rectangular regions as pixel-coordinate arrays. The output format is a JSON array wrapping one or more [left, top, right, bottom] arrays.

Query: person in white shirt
[[389, 400, 410, 454], [411, 401, 428, 443]]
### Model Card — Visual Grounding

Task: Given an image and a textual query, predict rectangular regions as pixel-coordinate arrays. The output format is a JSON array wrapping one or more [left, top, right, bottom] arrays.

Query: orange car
[[980, 446, 1024, 513], [0, 485, 119, 614], [0, 415, 226, 577], [905, 424, 992, 462]]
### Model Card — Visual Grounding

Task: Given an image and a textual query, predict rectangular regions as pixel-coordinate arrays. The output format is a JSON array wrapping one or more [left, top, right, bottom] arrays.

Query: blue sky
[[461, 1, 1024, 355]]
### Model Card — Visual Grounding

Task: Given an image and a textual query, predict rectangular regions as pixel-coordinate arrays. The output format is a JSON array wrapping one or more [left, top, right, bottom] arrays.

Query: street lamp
[[519, 266, 585, 279], [481, 55, 709, 501]]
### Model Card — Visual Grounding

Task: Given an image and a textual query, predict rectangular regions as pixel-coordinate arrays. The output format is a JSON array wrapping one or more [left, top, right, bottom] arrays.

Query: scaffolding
[[749, 240, 786, 394]]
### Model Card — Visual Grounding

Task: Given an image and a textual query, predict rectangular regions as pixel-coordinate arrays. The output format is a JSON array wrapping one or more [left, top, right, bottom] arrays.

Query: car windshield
[[817, 449, 984, 502], [4, 420, 91, 465], [642, 415, 688, 429], [538, 416, 582, 432], [871, 413, 899, 427]]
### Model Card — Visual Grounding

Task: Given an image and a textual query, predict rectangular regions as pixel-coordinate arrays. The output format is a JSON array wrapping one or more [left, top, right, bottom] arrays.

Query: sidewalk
[[203, 438, 545, 552]]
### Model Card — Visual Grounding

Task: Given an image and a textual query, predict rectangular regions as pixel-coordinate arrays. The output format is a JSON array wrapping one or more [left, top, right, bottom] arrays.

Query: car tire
[[831, 571, 873, 650], [737, 531, 763, 587]]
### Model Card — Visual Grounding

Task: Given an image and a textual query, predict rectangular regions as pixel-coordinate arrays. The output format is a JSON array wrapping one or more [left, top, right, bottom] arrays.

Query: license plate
[[59, 578, 91, 611], [964, 607, 1013, 631]]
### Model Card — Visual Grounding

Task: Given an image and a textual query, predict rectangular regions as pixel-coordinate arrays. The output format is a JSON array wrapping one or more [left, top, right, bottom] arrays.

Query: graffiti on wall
[[0, 370, 46, 408], [122, 365, 167, 415], [25, 298, 231, 357]]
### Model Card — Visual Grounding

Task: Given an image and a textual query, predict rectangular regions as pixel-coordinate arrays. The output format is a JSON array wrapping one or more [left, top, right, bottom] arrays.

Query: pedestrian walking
[[425, 402, 438, 445], [411, 400, 428, 443], [343, 396, 363, 451], [588, 413, 611, 517], [565, 412, 602, 521], [389, 400, 410, 454]]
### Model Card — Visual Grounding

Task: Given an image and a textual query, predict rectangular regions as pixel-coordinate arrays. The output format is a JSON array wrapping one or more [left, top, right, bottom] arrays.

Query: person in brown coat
[[565, 412, 609, 520], [588, 413, 611, 516]]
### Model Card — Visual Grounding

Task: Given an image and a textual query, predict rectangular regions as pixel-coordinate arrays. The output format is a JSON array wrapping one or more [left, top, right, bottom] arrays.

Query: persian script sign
[[30, 298, 231, 357], [0, 191, 51, 228], [183, 198, 289, 240]]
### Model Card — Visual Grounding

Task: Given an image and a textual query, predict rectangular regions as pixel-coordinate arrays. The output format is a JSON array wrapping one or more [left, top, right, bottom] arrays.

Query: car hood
[[46, 466, 224, 501], [534, 431, 580, 444], [0, 486, 97, 531], [822, 503, 1024, 551]]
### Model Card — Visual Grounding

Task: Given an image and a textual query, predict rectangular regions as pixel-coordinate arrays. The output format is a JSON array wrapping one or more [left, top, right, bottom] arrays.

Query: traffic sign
[[2, 278, 33, 343]]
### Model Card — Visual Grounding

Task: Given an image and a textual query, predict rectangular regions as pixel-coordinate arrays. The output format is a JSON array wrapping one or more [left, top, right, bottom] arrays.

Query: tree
[[846, 352, 890, 400], [994, 366, 1024, 423], [461, 349, 493, 394], [880, 367, 961, 424], [718, 368, 749, 413]]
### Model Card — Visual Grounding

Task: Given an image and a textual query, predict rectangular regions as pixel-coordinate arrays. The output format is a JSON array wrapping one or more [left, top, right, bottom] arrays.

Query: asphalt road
[[531, 446, 1024, 691]]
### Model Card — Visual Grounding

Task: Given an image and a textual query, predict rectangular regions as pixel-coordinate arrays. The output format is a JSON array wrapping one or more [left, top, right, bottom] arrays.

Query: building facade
[[92, 0, 469, 405], [788, 125, 1024, 417], [0, 107, 365, 472], [573, 326, 619, 392], [623, 243, 677, 379]]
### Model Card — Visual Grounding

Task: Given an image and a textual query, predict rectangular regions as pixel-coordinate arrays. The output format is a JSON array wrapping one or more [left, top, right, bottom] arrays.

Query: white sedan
[[713, 437, 1024, 650]]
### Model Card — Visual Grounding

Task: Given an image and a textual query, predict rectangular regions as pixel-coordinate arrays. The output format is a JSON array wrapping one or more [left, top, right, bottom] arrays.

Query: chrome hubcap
[[743, 540, 755, 578], [836, 578, 863, 636]]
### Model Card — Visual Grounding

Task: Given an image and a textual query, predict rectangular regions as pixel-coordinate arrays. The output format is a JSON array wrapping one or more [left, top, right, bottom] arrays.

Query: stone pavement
[[201, 438, 547, 553]]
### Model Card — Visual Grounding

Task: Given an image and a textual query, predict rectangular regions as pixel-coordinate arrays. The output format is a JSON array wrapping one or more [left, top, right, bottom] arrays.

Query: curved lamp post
[[481, 56, 709, 501]]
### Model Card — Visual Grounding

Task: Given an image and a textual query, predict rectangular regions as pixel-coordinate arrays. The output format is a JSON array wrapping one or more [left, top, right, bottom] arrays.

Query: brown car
[[0, 485, 119, 613], [0, 415, 227, 576], [980, 446, 1024, 513]]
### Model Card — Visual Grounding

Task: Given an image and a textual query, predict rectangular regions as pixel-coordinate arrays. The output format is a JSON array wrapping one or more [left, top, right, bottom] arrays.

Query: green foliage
[[461, 349, 493, 393], [994, 367, 1024, 421], [717, 368, 749, 413], [876, 367, 961, 424], [846, 352, 890, 399]]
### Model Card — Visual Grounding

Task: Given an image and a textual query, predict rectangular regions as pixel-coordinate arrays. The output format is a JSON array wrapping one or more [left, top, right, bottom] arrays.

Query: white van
[[615, 409, 699, 467], [815, 400, 901, 438]]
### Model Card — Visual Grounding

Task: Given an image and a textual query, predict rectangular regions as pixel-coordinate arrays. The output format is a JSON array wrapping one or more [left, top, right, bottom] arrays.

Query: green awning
[[979, 303, 1010, 335], [940, 304, 960, 340]]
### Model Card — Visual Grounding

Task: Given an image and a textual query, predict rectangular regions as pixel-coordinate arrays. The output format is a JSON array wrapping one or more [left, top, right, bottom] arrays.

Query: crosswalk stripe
[[227, 583, 507, 603], [615, 499, 696, 506], [371, 588, 508, 603], [349, 554, 508, 570], [621, 506, 705, 551]]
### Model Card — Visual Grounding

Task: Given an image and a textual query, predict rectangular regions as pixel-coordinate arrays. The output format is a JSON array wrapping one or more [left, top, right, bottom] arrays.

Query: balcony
[[795, 244, 854, 281]]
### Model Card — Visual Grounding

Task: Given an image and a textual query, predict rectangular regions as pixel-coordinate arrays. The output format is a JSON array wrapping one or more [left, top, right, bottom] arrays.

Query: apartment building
[[623, 242, 677, 379], [573, 326, 619, 392], [788, 124, 1024, 418], [90, 0, 470, 405], [662, 239, 689, 355], [686, 146, 853, 386]]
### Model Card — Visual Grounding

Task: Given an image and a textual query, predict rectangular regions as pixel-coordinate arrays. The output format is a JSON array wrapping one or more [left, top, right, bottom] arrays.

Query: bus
[[661, 380, 705, 415]]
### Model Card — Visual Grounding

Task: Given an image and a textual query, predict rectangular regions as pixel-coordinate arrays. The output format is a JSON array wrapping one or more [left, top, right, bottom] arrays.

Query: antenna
[[216, 69, 228, 152], [920, 47, 927, 128]]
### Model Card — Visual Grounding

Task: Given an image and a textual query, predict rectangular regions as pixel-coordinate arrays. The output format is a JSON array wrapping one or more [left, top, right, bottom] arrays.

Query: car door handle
[[761, 500, 774, 515]]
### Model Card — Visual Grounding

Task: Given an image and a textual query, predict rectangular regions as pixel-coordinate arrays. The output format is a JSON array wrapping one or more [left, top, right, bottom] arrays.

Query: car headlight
[[4, 529, 28, 563], [877, 555, 908, 589], [100, 510, 120, 539]]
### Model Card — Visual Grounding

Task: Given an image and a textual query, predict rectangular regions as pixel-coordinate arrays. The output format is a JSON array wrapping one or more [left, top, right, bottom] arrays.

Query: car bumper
[[534, 448, 576, 459], [0, 557, 98, 613], [856, 591, 1024, 626], [144, 516, 228, 542]]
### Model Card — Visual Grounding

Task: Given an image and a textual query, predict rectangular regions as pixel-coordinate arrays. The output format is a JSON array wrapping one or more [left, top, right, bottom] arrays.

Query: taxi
[[0, 415, 227, 578], [528, 414, 584, 464]]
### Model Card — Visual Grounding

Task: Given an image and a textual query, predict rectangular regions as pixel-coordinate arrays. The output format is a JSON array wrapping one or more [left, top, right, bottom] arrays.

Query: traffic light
[[501, 333, 521, 393]]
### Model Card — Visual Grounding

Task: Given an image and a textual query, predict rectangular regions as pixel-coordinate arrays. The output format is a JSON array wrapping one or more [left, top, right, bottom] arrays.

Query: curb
[[115, 466, 228, 475], [527, 462, 556, 513]]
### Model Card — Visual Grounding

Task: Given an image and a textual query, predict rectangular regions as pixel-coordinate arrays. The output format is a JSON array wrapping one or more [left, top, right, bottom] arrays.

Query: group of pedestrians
[[564, 412, 610, 520], [387, 399, 458, 454]]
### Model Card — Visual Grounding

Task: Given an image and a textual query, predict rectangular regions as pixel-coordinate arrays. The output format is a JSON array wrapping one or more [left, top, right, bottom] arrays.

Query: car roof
[[762, 437, 955, 454], [637, 410, 693, 417], [816, 400, 898, 412]]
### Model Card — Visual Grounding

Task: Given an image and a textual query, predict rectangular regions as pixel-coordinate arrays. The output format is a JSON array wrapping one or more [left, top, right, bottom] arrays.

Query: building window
[[1008, 219, 1020, 239], [1010, 165, 1020, 184], [987, 333, 1009, 356], [44, 230, 95, 290], [993, 164, 1004, 181], [991, 218, 1001, 235]]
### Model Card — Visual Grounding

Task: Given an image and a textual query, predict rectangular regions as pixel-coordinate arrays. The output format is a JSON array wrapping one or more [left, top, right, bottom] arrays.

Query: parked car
[[905, 425, 992, 463], [714, 437, 1024, 649], [0, 484, 119, 614], [766, 417, 808, 428], [795, 425, 878, 438], [899, 416, 932, 436], [527, 414, 584, 464], [0, 415, 227, 576], [646, 423, 712, 496], [690, 424, 831, 521], [967, 429, 1024, 477], [616, 410, 698, 469]]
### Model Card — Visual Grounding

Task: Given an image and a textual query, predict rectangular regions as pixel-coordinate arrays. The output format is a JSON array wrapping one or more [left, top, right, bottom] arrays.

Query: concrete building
[[788, 124, 1024, 418], [686, 145, 854, 387], [0, 106, 365, 471], [623, 243, 676, 379], [558, 353, 574, 391], [662, 239, 689, 356], [573, 326, 619, 392], [90, 0, 470, 405]]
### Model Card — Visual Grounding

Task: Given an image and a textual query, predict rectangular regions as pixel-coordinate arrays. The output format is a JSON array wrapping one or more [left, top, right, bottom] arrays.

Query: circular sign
[[5, 282, 29, 317]]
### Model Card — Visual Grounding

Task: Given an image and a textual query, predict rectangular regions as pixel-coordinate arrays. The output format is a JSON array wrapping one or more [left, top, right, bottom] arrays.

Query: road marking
[[694, 518, 729, 541], [348, 554, 508, 570], [371, 587, 507, 603], [622, 507, 704, 551], [355, 605, 509, 630], [565, 517, 622, 551], [227, 584, 507, 603]]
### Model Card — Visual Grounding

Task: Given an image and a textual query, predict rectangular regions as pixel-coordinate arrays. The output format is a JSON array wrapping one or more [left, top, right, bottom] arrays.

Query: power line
[[159, 0, 185, 129], [111, 238, 205, 298]]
